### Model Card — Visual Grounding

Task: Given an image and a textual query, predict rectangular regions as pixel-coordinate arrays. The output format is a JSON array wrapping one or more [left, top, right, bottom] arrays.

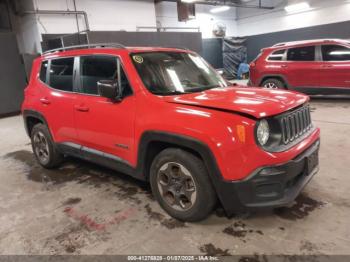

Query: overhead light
[[210, 6, 230, 13], [284, 2, 311, 13], [181, 0, 197, 3]]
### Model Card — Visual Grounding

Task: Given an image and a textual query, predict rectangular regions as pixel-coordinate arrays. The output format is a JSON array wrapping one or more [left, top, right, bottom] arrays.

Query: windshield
[[131, 52, 228, 95]]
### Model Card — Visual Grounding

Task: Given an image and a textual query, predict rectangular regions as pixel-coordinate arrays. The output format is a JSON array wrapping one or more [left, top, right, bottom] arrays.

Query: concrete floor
[[0, 99, 349, 256]]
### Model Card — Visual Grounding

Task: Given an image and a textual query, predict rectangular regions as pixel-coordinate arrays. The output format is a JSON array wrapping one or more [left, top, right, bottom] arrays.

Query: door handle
[[40, 98, 51, 105], [75, 105, 90, 112], [281, 65, 288, 68], [321, 65, 332, 68]]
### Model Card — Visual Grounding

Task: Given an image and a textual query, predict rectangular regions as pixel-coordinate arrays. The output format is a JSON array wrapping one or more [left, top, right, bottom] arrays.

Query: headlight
[[256, 119, 270, 146]]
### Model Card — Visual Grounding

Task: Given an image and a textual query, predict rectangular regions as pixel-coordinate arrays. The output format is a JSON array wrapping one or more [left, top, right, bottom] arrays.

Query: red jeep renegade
[[22, 44, 320, 221], [249, 39, 350, 95]]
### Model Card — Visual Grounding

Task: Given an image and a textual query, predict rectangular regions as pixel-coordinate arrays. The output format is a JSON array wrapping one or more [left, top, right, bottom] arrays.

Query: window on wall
[[39, 61, 48, 83], [80, 56, 132, 96], [268, 49, 286, 61], [287, 46, 315, 61], [49, 58, 75, 92], [322, 45, 350, 61]]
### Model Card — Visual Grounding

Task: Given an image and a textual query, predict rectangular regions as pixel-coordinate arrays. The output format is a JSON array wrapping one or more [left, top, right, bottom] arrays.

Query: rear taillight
[[250, 62, 256, 67]]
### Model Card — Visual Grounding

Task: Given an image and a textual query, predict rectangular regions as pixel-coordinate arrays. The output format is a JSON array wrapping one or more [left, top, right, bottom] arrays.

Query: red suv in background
[[22, 44, 320, 221], [249, 39, 350, 95]]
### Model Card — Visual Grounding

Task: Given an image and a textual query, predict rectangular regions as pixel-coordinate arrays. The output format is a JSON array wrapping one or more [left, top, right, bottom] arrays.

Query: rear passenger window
[[80, 55, 132, 96], [322, 45, 350, 61], [287, 46, 315, 61], [49, 58, 74, 92], [268, 49, 285, 61], [39, 61, 48, 83]]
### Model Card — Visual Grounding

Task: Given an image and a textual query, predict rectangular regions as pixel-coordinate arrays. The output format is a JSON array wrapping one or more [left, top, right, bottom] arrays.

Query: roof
[[271, 39, 350, 48]]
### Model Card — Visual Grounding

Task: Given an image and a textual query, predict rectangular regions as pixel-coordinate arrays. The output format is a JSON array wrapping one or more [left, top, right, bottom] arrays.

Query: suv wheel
[[31, 123, 63, 168], [150, 148, 217, 222], [261, 78, 285, 89]]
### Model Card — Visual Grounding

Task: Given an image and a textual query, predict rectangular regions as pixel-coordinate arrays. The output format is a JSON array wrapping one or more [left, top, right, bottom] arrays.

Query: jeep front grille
[[280, 105, 312, 145]]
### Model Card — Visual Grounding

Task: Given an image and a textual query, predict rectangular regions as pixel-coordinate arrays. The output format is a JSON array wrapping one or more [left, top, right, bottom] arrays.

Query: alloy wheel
[[264, 82, 278, 89], [33, 131, 50, 164], [157, 162, 197, 211]]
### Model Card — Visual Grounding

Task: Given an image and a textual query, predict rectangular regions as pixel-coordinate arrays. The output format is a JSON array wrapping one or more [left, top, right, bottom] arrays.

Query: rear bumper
[[214, 139, 320, 215]]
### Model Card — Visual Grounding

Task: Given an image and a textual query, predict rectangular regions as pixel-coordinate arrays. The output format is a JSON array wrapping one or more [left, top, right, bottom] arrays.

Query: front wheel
[[150, 148, 217, 222]]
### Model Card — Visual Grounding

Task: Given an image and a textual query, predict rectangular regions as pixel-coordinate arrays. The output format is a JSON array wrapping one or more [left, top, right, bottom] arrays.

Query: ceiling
[[155, 0, 276, 9]]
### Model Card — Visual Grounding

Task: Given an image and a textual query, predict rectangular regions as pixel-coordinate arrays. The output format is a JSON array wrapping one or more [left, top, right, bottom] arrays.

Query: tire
[[150, 148, 217, 222], [30, 123, 64, 169], [261, 78, 285, 89]]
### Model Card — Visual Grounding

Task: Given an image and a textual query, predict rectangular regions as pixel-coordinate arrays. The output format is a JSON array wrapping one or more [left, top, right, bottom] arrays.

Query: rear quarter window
[[267, 49, 286, 61], [39, 60, 48, 83]]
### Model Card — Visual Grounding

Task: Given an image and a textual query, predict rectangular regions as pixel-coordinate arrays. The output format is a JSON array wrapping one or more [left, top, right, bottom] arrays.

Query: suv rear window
[[322, 45, 350, 61], [268, 49, 286, 61], [287, 46, 315, 61], [49, 58, 74, 92]]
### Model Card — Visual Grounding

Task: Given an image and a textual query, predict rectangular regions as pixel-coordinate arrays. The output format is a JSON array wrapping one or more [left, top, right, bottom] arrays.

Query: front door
[[74, 55, 136, 165]]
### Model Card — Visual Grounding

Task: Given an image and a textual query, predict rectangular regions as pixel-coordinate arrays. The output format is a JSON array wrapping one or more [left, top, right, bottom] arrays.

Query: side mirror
[[97, 80, 122, 101]]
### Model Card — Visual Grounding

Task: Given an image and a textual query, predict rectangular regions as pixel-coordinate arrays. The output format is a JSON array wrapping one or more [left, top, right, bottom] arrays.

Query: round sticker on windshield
[[133, 55, 144, 64]]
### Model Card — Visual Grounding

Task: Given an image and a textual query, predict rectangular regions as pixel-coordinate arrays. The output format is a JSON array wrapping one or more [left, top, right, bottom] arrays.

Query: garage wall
[[0, 32, 27, 116], [15, 0, 41, 54], [33, 0, 157, 33], [155, 2, 237, 39], [18, 0, 157, 53], [237, 0, 350, 36]]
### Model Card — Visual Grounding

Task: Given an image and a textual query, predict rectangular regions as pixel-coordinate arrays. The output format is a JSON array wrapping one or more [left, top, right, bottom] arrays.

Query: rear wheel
[[150, 148, 217, 222], [261, 78, 285, 89], [31, 123, 64, 168]]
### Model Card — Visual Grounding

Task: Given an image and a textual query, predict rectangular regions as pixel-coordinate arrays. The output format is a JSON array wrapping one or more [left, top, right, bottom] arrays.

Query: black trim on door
[[56, 142, 138, 179]]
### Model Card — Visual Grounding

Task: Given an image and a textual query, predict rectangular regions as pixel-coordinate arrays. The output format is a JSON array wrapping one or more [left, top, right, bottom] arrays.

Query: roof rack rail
[[43, 43, 126, 55], [273, 42, 287, 47]]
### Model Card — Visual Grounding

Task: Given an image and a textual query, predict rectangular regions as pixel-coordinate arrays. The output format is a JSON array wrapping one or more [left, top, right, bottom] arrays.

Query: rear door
[[37, 57, 78, 143], [319, 44, 350, 92], [285, 45, 320, 89], [74, 54, 136, 165]]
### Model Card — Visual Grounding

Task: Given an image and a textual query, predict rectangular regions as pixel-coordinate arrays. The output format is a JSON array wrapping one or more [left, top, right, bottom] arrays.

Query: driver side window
[[79, 55, 132, 96]]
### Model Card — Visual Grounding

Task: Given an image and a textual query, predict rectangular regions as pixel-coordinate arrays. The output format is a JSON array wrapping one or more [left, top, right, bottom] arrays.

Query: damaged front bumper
[[213, 140, 320, 216]]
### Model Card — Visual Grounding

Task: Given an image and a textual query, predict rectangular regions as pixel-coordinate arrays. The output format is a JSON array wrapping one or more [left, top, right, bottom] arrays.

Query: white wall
[[32, 0, 157, 34], [155, 2, 237, 38], [18, 0, 157, 53], [237, 0, 350, 36]]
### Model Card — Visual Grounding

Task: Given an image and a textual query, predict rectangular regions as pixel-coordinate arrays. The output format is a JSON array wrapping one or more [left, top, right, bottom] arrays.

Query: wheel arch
[[259, 75, 290, 88], [136, 131, 239, 214], [22, 110, 49, 138], [136, 131, 222, 183]]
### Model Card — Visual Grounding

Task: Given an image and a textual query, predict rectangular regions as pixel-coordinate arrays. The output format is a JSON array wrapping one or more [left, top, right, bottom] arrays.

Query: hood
[[161, 86, 309, 119]]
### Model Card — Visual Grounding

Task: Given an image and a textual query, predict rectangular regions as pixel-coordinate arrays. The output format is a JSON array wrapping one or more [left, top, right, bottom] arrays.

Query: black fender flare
[[22, 110, 49, 137], [136, 131, 222, 179]]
